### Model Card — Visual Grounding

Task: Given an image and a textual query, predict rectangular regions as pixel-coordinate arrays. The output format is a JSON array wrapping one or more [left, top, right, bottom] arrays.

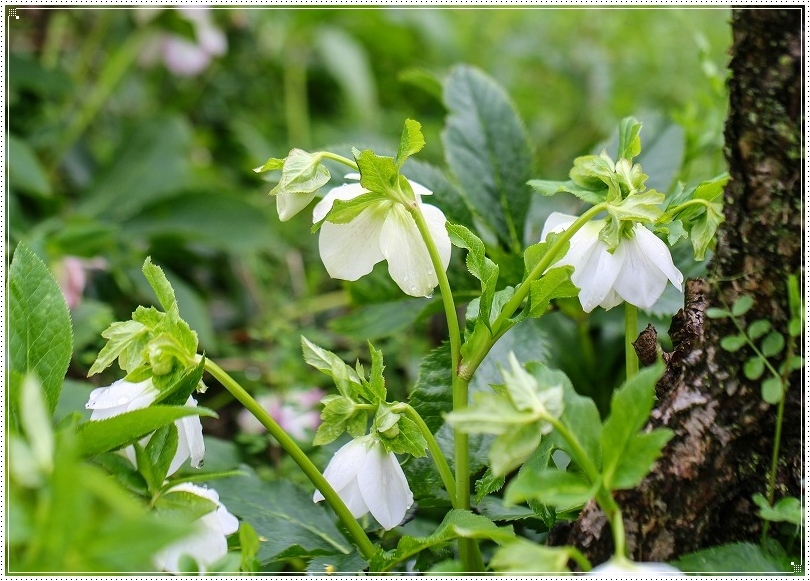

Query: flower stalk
[[201, 358, 377, 560], [625, 303, 639, 379]]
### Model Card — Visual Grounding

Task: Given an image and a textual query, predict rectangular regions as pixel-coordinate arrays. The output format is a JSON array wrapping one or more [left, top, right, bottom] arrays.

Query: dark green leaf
[[442, 65, 532, 249], [674, 542, 790, 573], [409, 343, 453, 433], [447, 222, 498, 326], [474, 469, 505, 504], [490, 539, 571, 573], [8, 243, 72, 415]]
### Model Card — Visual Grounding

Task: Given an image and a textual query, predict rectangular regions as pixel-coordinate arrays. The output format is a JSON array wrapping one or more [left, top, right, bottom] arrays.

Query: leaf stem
[[201, 358, 377, 560], [394, 403, 458, 505], [321, 151, 359, 171], [625, 303, 639, 379]]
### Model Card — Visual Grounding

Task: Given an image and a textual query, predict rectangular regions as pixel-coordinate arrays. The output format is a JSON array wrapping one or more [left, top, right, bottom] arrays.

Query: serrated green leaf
[[705, 307, 731, 319], [445, 391, 536, 435], [8, 243, 73, 415], [761, 377, 783, 404], [447, 222, 499, 326], [490, 539, 571, 573], [301, 336, 362, 398], [139, 423, 179, 491], [213, 468, 352, 563], [367, 342, 387, 402], [370, 509, 515, 572], [383, 415, 427, 457], [142, 257, 180, 318], [313, 396, 357, 446], [528, 266, 578, 317], [355, 148, 398, 197], [508, 468, 596, 509], [600, 363, 664, 490], [527, 179, 606, 205], [731, 295, 754, 317], [442, 65, 532, 249], [747, 319, 772, 340], [609, 429, 673, 490], [617, 116, 643, 161], [674, 542, 790, 573], [253, 156, 285, 173], [269, 149, 330, 197], [720, 335, 747, 352], [474, 468, 506, 504], [76, 405, 215, 457], [760, 331, 785, 358], [409, 343, 453, 433], [396, 118, 426, 168], [744, 357, 765, 380]]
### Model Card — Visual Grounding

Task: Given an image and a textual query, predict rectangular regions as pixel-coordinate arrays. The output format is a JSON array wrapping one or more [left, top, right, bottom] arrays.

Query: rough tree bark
[[554, 8, 803, 564]]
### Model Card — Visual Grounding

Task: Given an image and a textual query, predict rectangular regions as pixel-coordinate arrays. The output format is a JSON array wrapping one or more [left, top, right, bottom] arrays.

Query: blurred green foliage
[[8, 5, 730, 438]]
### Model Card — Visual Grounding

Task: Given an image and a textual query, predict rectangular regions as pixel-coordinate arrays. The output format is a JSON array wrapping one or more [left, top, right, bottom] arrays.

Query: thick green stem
[[202, 358, 377, 560], [321, 151, 359, 171], [596, 490, 627, 558], [492, 203, 608, 335], [625, 303, 639, 379], [394, 403, 458, 505]]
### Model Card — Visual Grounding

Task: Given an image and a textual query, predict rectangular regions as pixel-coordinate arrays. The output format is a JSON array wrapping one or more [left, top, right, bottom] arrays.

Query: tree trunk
[[556, 8, 803, 563]]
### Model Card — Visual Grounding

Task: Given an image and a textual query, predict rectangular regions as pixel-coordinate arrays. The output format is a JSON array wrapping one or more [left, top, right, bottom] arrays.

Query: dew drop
[[424, 292, 434, 299]]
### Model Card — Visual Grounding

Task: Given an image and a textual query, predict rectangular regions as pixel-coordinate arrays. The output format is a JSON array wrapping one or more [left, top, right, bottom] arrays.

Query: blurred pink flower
[[52, 256, 106, 309], [140, 7, 227, 77], [237, 388, 324, 441]]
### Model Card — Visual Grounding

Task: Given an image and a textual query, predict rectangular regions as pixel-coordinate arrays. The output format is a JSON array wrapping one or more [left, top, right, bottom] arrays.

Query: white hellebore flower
[[313, 174, 451, 298], [588, 557, 684, 576], [542, 212, 683, 313], [154, 483, 239, 574], [313, 436, 414, 530], [86, 378, 205, 476]]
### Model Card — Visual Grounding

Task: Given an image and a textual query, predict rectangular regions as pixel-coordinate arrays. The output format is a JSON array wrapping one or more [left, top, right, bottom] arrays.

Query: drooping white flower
[[86, 378, 205, 476], [541, 212, 683, 313], [154, 483, 239, 574], [313, 436, 414, 530], [313, 174, 451, 298], [588, 557, 684, 576]]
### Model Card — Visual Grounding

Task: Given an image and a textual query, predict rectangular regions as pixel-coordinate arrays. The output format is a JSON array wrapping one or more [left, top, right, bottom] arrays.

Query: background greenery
[[8, 7, 731, 562]]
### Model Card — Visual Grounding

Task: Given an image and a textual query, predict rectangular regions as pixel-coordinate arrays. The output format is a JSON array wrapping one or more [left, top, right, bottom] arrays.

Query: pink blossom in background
[[237, 388, 324, 441], [53, 256, 106, 309], [139, 7, 227, 77]]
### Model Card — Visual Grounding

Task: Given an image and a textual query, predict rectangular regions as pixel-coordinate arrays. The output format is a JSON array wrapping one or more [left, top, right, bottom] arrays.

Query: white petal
[[277, 191, 318, 222], [379, 205, 439, 297], [86, 379, 157, 418], [610, 238, 669, 310], [421, 203, 451, 271], [314, 439, 367, 509], [357, 442, 413, 530], [633, 225, 684, 290], [318, 204, 388, 281], [167, 396, 205, 475], [566, 229, 623, 313], [540, 212, 578, 240], [312, 182, 367, 223], [408, 179, 433, 198]]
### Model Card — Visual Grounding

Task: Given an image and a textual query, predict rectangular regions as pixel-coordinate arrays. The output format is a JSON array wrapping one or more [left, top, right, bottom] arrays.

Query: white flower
[[588, 557, 684, 576], [86, 378, 205, 476], [154, 483, 239, 574], [313, 436, 414, 530], [541, 212, 683, 312], [313, 174, 451, 298]]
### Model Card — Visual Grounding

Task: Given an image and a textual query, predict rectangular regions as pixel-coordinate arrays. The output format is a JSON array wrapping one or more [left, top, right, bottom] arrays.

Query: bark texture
[[558, 9, 803, 563]]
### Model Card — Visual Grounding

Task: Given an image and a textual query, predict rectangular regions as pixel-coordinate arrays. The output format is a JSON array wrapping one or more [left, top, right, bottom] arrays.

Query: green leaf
[[489, 422, 543, 477], [617, 116, 643, 161], [315, 191, 388, 232], [747, 319, 772, 340], [153, 488, 218, 523], [367, 342, 387, 402], [442, 65, 532, 249], [8, 243, 73, 415], [528, 266, 578, 317], [313, 396, 357, 446], [139, 423, 179, 491], [610, 429, 673, 490], [444, 391, 537, 435], [142, 257, 179, 319], [354, 148, 398, 197], [396, 118, 426, 168], [383, 415, 427, 457], [474, 469, 505, 504], [705, 307, 731, 319], [76, 405, 215, 457], [761, 377, 783, 404], [528, 178, 606, 205], [600, 363, 664, 489], [409, 343, 453, 433], [213, 468, 353, 564], [301, 336, 362, 398], [490, 539, 571, 573], [760, 331, 785, 358], [370, 509, 515, 572], [743, 357, 765, 380], [720, 334, 747, 352], [731, 295, 754, 317], [752, 493, 803, 525], [674, 542, 790, 573], [509, 468, 596, 509], [554, 373, 602, 471], [269, 148, 330, 197], [9, 133, 51, 197], [446, 222, 499, 326], [401, 159, 474, 228]]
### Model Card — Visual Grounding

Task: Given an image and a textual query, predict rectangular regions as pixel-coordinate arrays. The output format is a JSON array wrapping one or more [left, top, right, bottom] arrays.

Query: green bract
[[256, 148, 331, 221]]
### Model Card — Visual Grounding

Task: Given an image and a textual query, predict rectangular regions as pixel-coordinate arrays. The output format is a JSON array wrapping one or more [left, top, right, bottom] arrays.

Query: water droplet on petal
[[424, 292, 434, 299]]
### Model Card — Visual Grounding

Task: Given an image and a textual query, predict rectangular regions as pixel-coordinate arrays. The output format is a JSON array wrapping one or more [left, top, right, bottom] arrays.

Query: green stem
[[321, 151, 359, 171], [202, 358, 377, 560], [663, 198, 714, 219], [625, 303, 639, 379], [409, 204, 484, 571], [568, 546, 594, 572], [596, 490, 627, 558], [492, 203, 608, 335], [394, 404, 458, 505]]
